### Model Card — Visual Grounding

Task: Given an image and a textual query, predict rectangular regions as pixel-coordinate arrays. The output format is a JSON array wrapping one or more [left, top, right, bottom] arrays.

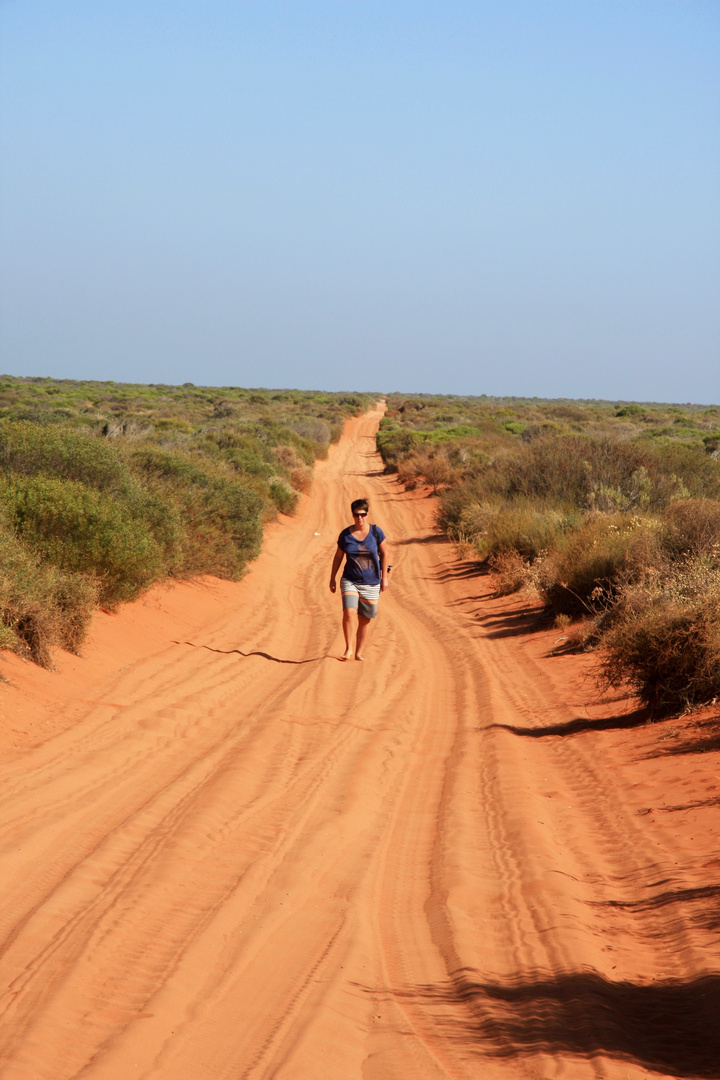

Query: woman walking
[[329, 498, 389, 661]]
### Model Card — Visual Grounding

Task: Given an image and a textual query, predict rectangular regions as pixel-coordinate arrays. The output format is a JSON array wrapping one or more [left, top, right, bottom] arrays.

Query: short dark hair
[[351, 498, 369, 514]]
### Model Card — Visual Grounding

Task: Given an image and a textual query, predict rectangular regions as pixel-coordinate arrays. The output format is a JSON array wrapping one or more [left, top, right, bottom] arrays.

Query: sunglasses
[[353, 511, 368, 518]]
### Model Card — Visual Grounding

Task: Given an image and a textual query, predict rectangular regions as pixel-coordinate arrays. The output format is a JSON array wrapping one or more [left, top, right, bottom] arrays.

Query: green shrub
[[471, 434, 720, 511], [478, 504, 573, 563], [0, 523, 97, 664], [224, 448, 274, 478], [130, 446, 265, 576], [540, 514, 664, 616], [269, 481, 298, 515], [376, 427, 422, 471], [0, 420, 132, 492], [647, 442, 720, 500], [285, 416, 332, 451], [2, 476, 163, 605]]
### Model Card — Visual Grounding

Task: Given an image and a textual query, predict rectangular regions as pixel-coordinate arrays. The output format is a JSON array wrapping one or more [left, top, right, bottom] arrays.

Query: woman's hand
[[329, 578, 337, 593], [381, 575, 389, 592]]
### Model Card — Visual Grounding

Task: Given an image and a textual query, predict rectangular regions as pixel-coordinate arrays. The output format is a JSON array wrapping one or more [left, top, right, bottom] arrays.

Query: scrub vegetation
[[378, 394, 720, 713], [0, 375, 372, 666]]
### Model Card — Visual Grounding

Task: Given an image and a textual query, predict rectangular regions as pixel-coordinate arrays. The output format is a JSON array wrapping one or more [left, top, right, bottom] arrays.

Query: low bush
[[540, 514, 664, 616], [600, 560, 720, 711], [396, 450, 455, 492], [0, 523, 97, 665], [285, 416, 333, 455], [476, 435, 702, 511], [662, 498, 720, 559], [269, 481, 298, 515], [0, 420, 132, 492], [289, 465, 313, 494], [478, 503, 573, 563], [376, 427, 423, 471], [489, 550, 533, 596], [2, 476, 164, 605], [130, 447, 265, 577]]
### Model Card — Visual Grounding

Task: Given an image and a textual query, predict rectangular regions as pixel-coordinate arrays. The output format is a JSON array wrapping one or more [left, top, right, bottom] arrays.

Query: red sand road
[[0, 407, 719, 1080]]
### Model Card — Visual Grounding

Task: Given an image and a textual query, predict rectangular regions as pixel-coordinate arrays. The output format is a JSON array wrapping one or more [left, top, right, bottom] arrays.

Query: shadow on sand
[[377, 969, 720, 1078], [175, 641, 335, 665], [476, 607, 553, 639], [435, 560, 489, 583], [393, 534, 445, 547], [647, 713, 720, 759], [587, 884, 720, 934], [486, 705, 653, 739]]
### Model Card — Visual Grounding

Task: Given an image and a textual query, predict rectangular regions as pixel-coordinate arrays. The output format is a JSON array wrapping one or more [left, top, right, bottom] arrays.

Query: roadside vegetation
[[0, 375, 372, 666], [378, 394, 720, 714]]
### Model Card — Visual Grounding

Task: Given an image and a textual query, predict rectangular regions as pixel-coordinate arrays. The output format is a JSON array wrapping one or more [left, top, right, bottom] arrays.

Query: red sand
[[1, 408, 718, 1079]]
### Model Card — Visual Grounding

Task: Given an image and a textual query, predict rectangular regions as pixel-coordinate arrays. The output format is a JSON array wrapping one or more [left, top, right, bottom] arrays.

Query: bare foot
[[355, 653, 365, 662], [342, 648, 353, 661]]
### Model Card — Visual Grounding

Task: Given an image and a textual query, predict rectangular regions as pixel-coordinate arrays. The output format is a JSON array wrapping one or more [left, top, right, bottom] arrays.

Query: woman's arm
[[329, 545, 344, 592], [379, 539, 389, 591]]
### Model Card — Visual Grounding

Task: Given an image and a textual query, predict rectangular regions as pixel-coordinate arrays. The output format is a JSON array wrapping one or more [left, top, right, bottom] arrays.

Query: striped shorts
[[340, 577, 381, 619]]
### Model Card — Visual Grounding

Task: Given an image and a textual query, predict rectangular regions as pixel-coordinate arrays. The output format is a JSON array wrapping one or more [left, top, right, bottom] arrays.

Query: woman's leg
[[342, 606, 355, 658], [355, 613, 371, 660], [340, 581, 358, 659]]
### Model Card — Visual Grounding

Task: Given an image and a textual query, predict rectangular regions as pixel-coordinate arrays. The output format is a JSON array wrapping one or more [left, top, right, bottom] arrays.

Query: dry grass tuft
[[490, 550, 532, 595], [600, 559, 720, 711], [289, 466, 313, 493]]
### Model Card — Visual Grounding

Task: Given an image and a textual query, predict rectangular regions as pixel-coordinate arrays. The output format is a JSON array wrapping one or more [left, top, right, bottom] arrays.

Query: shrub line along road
[[0, 408, 717, 1079]]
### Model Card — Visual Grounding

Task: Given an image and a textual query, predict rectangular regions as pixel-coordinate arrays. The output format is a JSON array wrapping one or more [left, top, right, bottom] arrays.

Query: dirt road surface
[[1, 408, 718, 1080]]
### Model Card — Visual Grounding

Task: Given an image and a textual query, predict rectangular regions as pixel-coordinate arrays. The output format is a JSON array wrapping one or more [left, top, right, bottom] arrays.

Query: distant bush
[[473, 435, 704, 511], [397, 450, 455, 492], [285, 416, 332, 453], [377, 427, 423, 471], [0, 420, 132, 492]]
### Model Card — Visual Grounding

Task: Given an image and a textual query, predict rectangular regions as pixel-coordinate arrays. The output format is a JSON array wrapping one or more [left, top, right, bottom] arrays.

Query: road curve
[[0, 408, 718, 1080]]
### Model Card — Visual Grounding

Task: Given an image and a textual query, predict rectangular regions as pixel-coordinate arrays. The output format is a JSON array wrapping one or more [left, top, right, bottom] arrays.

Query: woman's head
[[351, 498, 369, 520]]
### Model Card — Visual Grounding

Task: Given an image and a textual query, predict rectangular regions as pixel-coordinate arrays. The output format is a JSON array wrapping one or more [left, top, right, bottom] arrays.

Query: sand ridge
[[0, 408, 718, 1079]]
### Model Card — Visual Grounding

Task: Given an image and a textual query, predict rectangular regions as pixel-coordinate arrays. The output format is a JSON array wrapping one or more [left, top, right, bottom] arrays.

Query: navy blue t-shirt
[[338, 524, 386, 585]]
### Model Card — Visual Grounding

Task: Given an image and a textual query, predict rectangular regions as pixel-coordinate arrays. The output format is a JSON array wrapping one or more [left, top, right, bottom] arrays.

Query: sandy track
[[1, 409, 718, 1079]]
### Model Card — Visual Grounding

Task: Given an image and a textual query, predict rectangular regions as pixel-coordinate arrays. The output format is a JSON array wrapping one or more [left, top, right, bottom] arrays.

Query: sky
[[1, 1, 718, 401]]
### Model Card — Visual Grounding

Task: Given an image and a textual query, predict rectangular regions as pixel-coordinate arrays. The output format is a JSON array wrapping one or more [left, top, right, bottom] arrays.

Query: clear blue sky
[[1, 1, 718, 401]]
